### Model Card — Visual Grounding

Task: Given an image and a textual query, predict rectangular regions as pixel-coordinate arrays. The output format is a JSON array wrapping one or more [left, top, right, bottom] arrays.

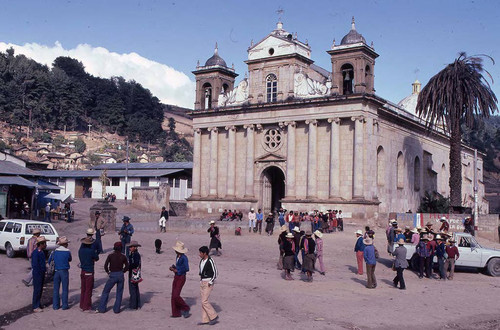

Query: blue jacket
[[394, 233, 406, 243], [435, 243, 446, 258], [175, 254, 189, 276], [256, 213, 264, 221], [79, 243, 99, 272], [354, 236, 365, 252], [48, 246, 72, 270], [31, 248, 46, 275], [363, 245, 376, 265]]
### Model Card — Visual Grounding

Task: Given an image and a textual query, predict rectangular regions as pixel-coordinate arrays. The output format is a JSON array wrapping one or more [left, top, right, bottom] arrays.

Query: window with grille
[[266, 74, 277, 102]]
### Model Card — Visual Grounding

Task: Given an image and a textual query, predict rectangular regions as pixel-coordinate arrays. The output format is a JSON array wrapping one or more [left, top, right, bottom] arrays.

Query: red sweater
[[445, 245, 459, 259]]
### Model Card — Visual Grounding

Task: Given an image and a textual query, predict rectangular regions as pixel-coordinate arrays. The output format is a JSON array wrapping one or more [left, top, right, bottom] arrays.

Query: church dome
[[397, 80, 422, 115], [204, 43, 227, 67], [340, 17, 366, 45]]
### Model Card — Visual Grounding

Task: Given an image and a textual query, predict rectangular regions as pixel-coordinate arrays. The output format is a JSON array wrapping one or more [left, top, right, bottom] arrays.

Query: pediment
[[248, 35, 310, 61], [255, 153, 286, 163]]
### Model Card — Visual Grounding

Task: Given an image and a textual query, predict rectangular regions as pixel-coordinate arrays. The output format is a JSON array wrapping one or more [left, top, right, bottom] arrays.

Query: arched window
[[203, 83, 212, 109], [377, 146, 385, 186], [414, 156, 421, 191], [341, 63, 354, 95], [222, 83, 229, 94], [266, 74, 277, 102], [397, 152, 404, 189]]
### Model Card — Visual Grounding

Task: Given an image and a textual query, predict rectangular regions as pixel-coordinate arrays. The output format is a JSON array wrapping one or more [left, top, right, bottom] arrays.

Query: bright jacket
[[48, 246, 72, 270], [175, 254, 189, 276], [354, 236, 365, 252], [363, 245, 376, 265]]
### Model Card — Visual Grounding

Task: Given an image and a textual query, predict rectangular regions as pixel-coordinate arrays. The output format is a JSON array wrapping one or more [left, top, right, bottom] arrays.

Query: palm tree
[[416, 53, 498, 207]]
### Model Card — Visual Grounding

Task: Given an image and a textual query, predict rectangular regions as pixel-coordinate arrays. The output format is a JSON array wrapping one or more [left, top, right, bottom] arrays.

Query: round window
[[268, 48, 275, 56], [262, 128, 282, 152]]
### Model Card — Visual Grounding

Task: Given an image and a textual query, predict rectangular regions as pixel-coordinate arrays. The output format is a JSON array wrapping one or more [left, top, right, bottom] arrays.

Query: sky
[[0, 0, 499, 110]]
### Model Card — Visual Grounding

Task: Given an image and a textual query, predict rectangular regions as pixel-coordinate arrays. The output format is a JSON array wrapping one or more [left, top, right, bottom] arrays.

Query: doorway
[[261, 166, 285, 215]]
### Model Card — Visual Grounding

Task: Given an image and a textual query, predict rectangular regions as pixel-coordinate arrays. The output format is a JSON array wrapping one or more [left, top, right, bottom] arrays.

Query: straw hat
[[305, 230, 312, 236], [209, 220, 215, 225], [285, 233, 294, 239], [397, 238, 405, 245], [363, 238, 373, 245], [292, 226, 300, 233], [36, 236, 47, 244], [355, 229, 363, 236], [435, 234, 443, 240], [32, 229, 41, 235], [426, 221, 433, 226], [389, 219, 396, 223], [439, 216, 447, 221], [313, 230, 323, 238], [86, 228, 95, 235], [280, 225, 288, 232], [268, 212, 273, 216], [395, 228, 403, 232], [80, 237, 94, 245], [127, 240, 141, 248], [57, 236, 70, 245], [172, 241, 188, 254], [411, 228, 418, 234], [250, 208, 254, 212], [449, 239, 456, 244]]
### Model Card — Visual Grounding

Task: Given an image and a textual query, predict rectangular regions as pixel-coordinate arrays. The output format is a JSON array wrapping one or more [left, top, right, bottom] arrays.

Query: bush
[[74, 138, 86, 153], [52, 135, 66, 148], [418, 191, 450, 213]]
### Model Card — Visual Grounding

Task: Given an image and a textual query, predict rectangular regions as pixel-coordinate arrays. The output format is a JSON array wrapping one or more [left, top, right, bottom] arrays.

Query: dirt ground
[[1, 200, 499, 330]]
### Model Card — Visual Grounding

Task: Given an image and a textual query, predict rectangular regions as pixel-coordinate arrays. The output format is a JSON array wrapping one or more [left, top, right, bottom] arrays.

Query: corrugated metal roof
[[0, 176, 37, 187], [0, 161, 38, 176], [91, 162, 193, 170], [37, 169, 184, 178]]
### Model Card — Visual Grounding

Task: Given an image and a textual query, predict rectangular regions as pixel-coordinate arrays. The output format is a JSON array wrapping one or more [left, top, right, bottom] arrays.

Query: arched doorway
[[261, 166, 285, 214]]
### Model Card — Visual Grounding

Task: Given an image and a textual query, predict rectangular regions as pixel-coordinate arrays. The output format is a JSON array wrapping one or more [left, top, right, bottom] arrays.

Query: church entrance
[[261, 166, 285, 215]]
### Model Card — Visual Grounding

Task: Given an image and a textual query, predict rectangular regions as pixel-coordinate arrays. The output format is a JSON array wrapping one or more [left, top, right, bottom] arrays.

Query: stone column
[[225, 125, 236, 197], [208, 127, 218, 196], [283, 121, 296, 198], [328, 118, 340, 198], [306, 119, 318, 199], [192, 128, 202, 196], [244, 124, 255, 197], [351, 116, 365, 199]]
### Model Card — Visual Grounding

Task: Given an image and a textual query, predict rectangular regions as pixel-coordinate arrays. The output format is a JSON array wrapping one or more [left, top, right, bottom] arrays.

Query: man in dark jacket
[[32, 236, 47, 312], [79, 236, 99, 312], [198, 246, 219, 326], [128, 241, 142, 310]]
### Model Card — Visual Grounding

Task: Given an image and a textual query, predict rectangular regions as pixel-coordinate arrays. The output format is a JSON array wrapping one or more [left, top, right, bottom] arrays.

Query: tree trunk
[[449, 125, 462, 207]]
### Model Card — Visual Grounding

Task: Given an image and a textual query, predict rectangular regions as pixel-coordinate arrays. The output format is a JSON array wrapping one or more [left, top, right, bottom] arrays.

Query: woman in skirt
[[282, 233, 296, 280], [208, 221, 222, 256], [301, 231, 316, 282]]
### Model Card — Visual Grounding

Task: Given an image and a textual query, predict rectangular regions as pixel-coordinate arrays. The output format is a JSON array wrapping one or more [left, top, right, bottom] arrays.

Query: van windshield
[[26, 224, 55, 235]]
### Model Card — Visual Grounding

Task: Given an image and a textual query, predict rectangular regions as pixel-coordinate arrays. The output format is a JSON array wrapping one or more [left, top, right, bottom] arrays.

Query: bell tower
[[327, 17, 378, 95], [192, 44, 238, 110]]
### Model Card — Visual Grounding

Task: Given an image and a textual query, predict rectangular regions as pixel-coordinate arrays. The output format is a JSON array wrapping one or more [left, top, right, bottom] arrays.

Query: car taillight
[[20, 237, 25, 245]]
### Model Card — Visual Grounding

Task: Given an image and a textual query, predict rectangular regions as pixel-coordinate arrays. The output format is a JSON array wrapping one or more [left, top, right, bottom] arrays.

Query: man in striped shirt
[[198, 246, 219, 326]]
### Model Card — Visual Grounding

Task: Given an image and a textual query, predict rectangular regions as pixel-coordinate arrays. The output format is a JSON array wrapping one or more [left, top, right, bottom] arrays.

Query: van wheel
[[6, 243, 15, 258], [486, 258, 500, 277]]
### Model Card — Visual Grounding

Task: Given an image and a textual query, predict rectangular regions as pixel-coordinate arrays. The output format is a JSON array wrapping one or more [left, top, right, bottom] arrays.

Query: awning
[[43, 193, 77, 203], [0, 176, 37, 187]]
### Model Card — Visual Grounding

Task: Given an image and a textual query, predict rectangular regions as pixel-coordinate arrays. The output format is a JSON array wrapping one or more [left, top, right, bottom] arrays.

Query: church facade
[[187, 19, 488, 221]]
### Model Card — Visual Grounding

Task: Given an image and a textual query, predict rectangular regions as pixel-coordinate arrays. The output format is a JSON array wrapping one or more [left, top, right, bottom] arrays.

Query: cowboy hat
[[435, 234, 443, 240], [32, 228, 41, 235], [395, 228, 403, 232], [36, 236, 47, 244], [86, 228, 95, 235], [128, 240, 141, 248], [411, 228, 419, 234], [292, 226, 300, 233], [250, 208, 254, 211], [405, 226, 410, 229], [397, 238, 405, 245], [449, 239, 456, 243], [363, 238, 373, 245], [172, 241, 188, 254], [355, 229, 363, 235], [439, 217, 447, 221], [305, 230, 312, 236], [280, 225, 288, 232], [389, 219, 396, 223], [209, 220, 215, 225], [57, 236, 70, 245], [80, 237, 94, 245], [425, 221, 433, 226], [268, 212, 273, 215], [122, 216, 131, 222], [421, 235, 429, 241], [313, 230, 323, 238], [285, 233, 294, 239]]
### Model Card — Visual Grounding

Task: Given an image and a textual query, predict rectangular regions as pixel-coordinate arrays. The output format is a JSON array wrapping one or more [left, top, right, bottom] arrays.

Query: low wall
[[170, 202, 187, 216], [132, 183, 170, 214]]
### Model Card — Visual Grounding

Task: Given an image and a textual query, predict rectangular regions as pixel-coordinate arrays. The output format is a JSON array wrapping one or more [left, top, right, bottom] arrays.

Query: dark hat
[[114, 242, 123, 250], [95, 210, 101, 215], [122, 216, 131, 222]]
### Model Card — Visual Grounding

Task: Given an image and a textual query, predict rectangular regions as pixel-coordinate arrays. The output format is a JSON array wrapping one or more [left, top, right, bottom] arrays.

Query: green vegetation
[[418, 191, 450, 213], [74, 138, 86, 153], [462, 116, 500, 173]]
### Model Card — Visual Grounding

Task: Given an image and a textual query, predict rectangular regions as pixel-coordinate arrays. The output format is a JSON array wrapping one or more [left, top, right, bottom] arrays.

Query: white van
[[0, 219, 59, 258]]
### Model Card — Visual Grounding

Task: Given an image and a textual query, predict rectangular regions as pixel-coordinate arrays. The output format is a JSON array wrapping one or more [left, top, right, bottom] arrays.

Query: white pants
[[248, 220, 255, 229]]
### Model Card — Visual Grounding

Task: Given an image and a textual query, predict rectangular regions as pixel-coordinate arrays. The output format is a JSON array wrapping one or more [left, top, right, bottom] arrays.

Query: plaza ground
[[0, 199, 499, 330]]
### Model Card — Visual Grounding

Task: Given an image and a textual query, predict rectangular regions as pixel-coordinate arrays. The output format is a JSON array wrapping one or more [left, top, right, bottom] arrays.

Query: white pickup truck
[[399, 232, 500, 277]]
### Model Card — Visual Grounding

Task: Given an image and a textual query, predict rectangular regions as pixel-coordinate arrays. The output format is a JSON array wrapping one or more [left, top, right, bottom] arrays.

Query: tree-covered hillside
[[0, 48, 164, 143]]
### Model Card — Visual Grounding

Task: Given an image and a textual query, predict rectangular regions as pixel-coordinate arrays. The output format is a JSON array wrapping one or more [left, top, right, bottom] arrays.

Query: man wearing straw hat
[[363, 237, 377, 289], [354, 229, 365, 275], [444, 238, 460, 280], [435, 235, 447, 280], [79, 236, 99, 312], [169, 241, 191, 318], [198, 246, 219, 325], [31, 236, 48, 312], [391, 239, 408, 290], [48, 236, 72, 310]]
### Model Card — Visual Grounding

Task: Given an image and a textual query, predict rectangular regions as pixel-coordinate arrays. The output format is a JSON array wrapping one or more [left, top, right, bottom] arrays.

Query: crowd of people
[[23, 212, 221, 326]]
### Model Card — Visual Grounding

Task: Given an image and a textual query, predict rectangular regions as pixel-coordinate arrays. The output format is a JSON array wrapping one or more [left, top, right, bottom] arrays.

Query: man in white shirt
[[248, 208, 256, 233]]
